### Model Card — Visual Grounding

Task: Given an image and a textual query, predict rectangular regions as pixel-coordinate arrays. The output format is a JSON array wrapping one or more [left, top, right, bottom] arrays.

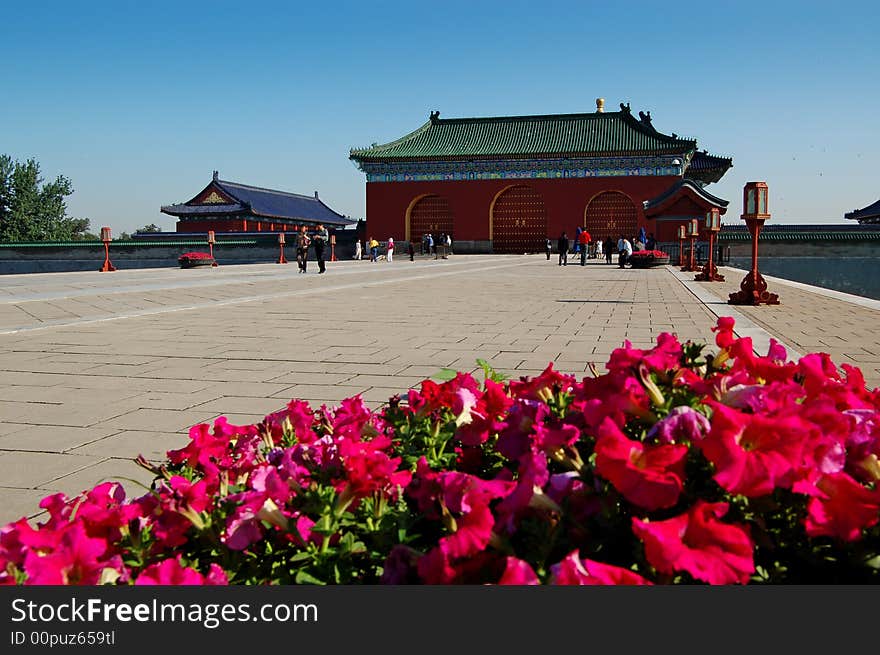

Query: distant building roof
[[643, 179, 730, 215], [161, 174, 355, 227], [844, 198, 880, 224], [718, 223, 880, 241], [350, 104, 699, 163], [684, 151, 733, 185]]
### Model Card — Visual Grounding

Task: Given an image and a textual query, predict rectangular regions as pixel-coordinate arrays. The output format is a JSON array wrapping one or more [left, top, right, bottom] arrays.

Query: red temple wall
[[364, 176, 681, 245]]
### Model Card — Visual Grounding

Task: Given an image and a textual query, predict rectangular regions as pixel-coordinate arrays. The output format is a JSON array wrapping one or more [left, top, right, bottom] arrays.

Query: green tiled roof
[[350, 107, 697, 162], [718, 225, 880, 242]]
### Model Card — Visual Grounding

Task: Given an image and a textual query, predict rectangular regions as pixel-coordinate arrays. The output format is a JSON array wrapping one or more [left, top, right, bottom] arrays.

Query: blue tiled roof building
[[161, 171, 356, 233]]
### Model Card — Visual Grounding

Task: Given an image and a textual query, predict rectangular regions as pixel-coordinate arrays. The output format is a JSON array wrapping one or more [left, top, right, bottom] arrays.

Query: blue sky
[[1, 0, 877, 234]]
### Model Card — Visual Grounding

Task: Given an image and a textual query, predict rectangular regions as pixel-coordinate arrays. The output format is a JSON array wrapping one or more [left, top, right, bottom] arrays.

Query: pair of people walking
[[295, 224, 328, 273]]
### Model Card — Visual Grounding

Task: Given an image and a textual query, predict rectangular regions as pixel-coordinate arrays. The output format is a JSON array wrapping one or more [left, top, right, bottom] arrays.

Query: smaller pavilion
[[161, 172, 355, 233], [845, 198, 880, 224]]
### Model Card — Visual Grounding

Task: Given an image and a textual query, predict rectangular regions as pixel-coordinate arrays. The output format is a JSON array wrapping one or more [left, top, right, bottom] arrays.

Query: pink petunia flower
[[700, 402, 809, 497], [632, 502, 754, 585], [594, 419, 687, 510], [135, 556, 228, 585], [796, 472, 880, 541], [498, 557, 540, 585], [550, 550, 652, 585]]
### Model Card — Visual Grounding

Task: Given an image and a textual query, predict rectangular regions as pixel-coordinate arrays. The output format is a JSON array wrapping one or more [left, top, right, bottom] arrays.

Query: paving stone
[[0, 425, 118, 453], [91, 408, 217, 433], [70, 430, 190, 460], [36, 458, 157, 501], [0, 451, 103, 487], [0, 487, 55, 525]]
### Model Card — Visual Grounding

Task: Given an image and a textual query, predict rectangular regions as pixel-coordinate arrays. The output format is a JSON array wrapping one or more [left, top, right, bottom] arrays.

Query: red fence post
[[99, 226, 116, 272]]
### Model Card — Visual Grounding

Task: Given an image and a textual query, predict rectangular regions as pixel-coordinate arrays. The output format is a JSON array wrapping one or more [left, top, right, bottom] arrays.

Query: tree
[[0, 154, 93, 242], [135, 223, 161, 234]]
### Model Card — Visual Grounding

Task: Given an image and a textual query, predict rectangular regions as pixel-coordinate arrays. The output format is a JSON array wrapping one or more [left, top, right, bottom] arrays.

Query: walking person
[[369, 236, 379, 262], [617, 234, 632, 269], [353, 240, 362, 261], [605, 237, 614, 264], [426, 233, 435, 258], [578, 229, 591, 266], [407, 239, 415, 261], [313, 224, 328, 273], [386, 237, 394, 263], [574, 226, 583, 259], [558, 231, 569, 266], [545, 238, 552, 260], [296, 226, 310, 273]]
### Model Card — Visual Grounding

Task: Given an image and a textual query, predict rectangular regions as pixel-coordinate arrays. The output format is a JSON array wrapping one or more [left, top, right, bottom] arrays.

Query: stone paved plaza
[[1, 255, 879, 525]]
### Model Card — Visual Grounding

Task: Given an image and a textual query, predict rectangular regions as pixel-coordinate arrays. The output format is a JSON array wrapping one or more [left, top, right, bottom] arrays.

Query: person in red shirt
[[578, 230, 592, 266]]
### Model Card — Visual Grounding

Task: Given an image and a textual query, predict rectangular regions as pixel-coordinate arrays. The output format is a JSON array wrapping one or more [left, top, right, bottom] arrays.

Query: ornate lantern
[[277, 232, 287, 264], [695, 207, 725, 282], [99, 227, 116, 272], [728, 182, 779, 305], [682, 219, 699, 272], [206, 230, 218, 266], [677, 224, 686, 267]]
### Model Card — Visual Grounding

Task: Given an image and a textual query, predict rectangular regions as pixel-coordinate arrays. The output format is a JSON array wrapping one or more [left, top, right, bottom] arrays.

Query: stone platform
[[1, 256, 877, 524]]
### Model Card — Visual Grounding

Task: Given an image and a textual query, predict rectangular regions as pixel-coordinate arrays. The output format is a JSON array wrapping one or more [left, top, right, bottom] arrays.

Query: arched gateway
[[407, 194, 454, 242], [491, 185, 546, 254], [584, 191, 640, 239]]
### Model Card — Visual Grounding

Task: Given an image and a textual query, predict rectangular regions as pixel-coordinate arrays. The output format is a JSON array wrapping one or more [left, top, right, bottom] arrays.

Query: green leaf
[[432, 368, 458, 381], [294, 570, 326, 585]]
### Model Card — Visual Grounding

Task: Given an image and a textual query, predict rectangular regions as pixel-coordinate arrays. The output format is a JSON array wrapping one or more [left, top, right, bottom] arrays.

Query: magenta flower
[[594, 418, 687, 511], [700, 402, 809, 497], [607, 332, 682, 374], [798, 472, 880, 541], [632, 502, 754, 585], [498, 557, 540, 585], [550, 551, 651, 585], [135, 557, 228, 585], [22, 523, 115, 585]]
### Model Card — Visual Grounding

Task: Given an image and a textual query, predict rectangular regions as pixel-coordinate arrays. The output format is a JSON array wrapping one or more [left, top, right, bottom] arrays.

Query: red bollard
[[99, 226, 116, 272], [207, 230, 219, 267], [278, 232, 288, 264]]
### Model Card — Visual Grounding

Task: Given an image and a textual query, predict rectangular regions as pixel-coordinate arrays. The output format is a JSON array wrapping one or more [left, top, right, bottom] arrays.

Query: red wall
[[364, 176, 681, 244]]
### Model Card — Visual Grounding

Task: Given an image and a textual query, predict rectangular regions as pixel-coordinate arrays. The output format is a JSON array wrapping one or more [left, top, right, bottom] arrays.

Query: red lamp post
[[728, 181, 779, 305], [677, 225, 686, 267], [99, 226, 116, 272], [277, 232, 287, 264], [695, 207, 725, 282], [681, 219, 699, 272], [207, 230, 219, 267]]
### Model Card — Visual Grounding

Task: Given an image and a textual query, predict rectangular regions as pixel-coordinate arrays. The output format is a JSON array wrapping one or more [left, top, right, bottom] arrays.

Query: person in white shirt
[[617, 235, 632, 268]]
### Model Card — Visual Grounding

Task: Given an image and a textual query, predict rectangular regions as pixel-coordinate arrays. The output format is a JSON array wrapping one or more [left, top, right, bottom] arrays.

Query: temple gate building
[[845, 198, 880, 224], [161, 172, 355, 233], [349, 99, 732, 252]]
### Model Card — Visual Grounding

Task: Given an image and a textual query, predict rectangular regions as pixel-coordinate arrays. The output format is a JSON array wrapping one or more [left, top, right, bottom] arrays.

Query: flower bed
[[178, 252, 215, 268], [629, 249, 671, 268], [2, 317, 879, 585]]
